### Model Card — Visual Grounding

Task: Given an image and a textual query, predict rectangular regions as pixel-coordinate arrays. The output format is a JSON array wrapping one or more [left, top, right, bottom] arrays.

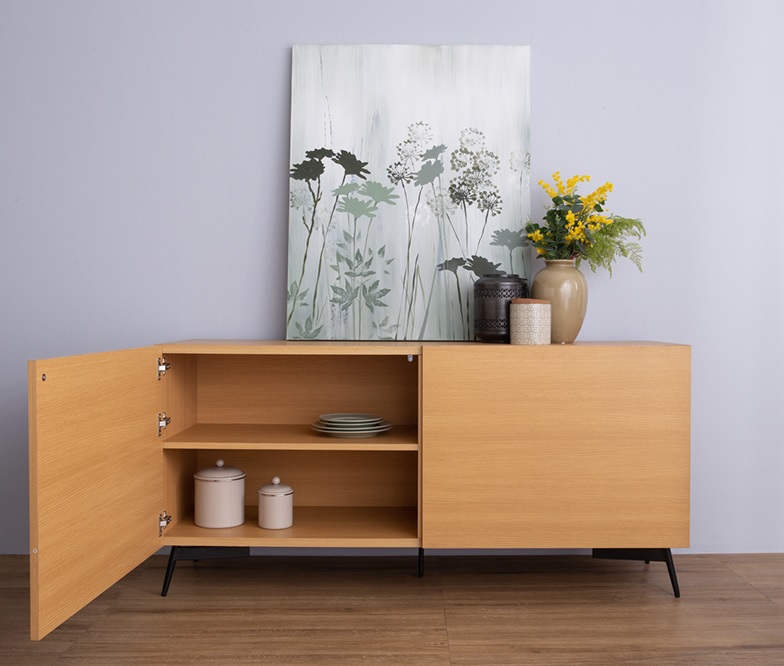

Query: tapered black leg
[[662, 548, 680, 598], [160, 546, 251, 597], [161, 547, 179, 597], [418, 548, 425, 577], [592, 548, 680, 597]]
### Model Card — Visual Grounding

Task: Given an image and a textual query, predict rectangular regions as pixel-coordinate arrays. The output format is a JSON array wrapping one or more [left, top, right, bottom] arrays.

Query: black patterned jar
[[473, 273, 528, 343]]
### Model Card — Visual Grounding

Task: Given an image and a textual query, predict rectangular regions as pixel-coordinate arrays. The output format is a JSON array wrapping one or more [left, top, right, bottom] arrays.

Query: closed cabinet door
[[29, 347, 164, 639], [421, 344, 690, 549]]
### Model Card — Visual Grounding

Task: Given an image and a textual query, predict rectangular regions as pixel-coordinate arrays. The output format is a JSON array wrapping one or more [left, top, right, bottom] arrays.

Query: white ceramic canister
[[510, 298, 552, 345], [257, 476, 293, 529], [193, 459, 246, 528]]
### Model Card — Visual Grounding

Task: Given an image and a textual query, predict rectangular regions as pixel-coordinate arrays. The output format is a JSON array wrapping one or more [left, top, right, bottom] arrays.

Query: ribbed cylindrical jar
[[473, 274, 528, 343]]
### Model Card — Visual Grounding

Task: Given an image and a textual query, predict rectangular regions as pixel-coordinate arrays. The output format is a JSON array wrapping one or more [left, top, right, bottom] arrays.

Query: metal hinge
[[158, 357, 170, 380], [158, 412, 171, 436], [159, 511, 172, 537]]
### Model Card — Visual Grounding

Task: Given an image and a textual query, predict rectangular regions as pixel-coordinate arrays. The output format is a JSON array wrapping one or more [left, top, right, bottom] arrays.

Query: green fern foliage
[[580, 216, 646, 275]]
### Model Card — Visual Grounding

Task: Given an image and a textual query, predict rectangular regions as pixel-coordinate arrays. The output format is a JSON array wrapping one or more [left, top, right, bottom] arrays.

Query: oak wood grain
[[28, 347, 164, 640], [422, 343, 691, 548]]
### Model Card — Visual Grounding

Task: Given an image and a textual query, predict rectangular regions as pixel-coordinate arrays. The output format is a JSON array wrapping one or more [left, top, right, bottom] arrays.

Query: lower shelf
[[163, 505, 420, 548]]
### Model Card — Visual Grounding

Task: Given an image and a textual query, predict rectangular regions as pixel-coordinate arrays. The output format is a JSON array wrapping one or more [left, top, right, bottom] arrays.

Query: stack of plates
[[311, 413, 392, 438]]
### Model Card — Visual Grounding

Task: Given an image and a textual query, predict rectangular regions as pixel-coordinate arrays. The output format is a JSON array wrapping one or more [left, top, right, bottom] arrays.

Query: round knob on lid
[[216, 459, 225, 468], [272, 476, 280, 485]]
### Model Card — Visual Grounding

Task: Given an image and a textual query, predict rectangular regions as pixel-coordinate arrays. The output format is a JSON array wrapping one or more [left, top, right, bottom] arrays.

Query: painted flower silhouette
[[358, 181, 399, 206], [477, 188, 502, 216], [306, 147, 335, 160], [387, 162, 414, 185], [464, 255, 502, 278], [332, 150, 370, 179], [290, 158, 325, 182], [491, 228, 528, 273], [426, 189, 458, 218], [337, 196, 378, 220], [491, 228, 527, 251]]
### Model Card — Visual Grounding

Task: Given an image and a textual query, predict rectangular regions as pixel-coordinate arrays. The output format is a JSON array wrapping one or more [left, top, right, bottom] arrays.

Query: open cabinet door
[[29, 347, 164, 640]]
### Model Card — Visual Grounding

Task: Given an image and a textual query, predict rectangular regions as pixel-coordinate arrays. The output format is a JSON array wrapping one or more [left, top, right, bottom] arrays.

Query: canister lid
[[258, 476, 293, 496], [511, 298, 550, 305], [194, 458, 246, 482]]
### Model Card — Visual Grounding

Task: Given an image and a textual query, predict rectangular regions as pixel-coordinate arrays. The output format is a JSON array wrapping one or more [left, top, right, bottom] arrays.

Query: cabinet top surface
[[158, 339, 689, 355]]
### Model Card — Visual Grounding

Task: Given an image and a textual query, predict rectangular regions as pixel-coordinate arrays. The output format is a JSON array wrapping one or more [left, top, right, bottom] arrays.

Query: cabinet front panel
[[28, 347, 163, 639], [422, 344, 690, 549]]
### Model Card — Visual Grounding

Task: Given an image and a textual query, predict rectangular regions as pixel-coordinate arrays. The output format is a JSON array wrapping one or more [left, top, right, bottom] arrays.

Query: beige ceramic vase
[[530, 259, 588, 344]]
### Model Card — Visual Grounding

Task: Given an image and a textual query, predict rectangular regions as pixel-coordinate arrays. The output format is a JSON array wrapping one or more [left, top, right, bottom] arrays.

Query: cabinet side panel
[[29, 348, 163, 639], [422, 344, 690, 549], [162, 355, 197, 526]]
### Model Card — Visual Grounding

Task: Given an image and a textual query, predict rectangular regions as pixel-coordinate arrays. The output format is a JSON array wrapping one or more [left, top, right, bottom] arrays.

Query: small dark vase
[[473, 273, 528, 343]]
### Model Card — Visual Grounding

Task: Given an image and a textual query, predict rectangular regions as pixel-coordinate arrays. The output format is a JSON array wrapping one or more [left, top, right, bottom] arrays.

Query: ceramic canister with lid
[[193, 459, 246, 528], [257, 476, 293, 529]]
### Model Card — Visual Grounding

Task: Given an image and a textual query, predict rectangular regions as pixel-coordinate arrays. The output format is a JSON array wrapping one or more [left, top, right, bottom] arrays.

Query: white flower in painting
[[426, 188, 457, 218], [459, 128, 485, 152], [509, 150, 531, 188], [474, 150, 500, 178], [509, 150, 531, 173], [397, 140, 420, 164], [407, 121, 433, 149], [289, 184, 314, 211]]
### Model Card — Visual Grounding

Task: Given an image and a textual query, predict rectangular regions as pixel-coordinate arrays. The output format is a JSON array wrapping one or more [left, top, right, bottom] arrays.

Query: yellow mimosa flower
[[552, 171, 566, 195], [525, 170, 643, 270], [566, 174, 590, 194], [538, 179, 557, 198]]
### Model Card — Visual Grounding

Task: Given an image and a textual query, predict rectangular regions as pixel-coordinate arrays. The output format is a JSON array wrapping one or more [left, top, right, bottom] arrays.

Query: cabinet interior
[[159, 352, 421, 545]]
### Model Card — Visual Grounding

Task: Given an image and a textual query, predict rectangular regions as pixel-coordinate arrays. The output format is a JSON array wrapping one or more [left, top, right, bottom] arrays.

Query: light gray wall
[[1, 0, 782, 554]]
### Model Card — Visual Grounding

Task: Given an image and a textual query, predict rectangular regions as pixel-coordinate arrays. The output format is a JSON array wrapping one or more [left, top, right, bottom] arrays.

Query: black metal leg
[[418, 548, 425, 577], [161, 547, 179, 597], [662, 548, 681, 598], [161, 546, 251, 597], [592, 548, 680, 597]]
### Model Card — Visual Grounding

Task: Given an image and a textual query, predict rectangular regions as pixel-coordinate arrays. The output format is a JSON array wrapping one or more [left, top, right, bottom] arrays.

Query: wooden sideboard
[[28, 340, 690, 639]]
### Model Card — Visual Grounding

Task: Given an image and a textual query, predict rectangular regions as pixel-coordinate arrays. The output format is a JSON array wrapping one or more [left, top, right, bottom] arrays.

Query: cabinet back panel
[[195, 450, 417, 507], [195, 355, 418, 425]]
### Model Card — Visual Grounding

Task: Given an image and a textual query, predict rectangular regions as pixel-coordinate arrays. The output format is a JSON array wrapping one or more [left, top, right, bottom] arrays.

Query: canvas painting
[[287, 45, 531, 340]]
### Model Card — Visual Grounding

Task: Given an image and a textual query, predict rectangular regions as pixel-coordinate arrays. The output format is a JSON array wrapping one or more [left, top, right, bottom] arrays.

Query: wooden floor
[[2, 553, 784, 665]]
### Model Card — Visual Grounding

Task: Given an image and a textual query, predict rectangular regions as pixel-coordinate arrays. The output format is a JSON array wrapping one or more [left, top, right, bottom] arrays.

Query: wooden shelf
[[163, 423, 419, 451], [163, 506, 420, 547]]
